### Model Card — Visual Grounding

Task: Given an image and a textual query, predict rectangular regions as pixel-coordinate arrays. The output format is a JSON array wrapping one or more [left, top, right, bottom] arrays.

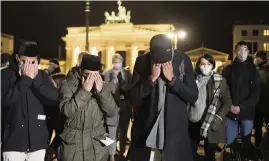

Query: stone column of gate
[[65, 47, 72, 73], [126, 45, 138, 73], [90, 46, 99, 56], [104, 46, 115, 71]]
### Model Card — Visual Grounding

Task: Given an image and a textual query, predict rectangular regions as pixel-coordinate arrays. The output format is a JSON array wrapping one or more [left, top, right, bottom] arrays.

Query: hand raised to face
[[162, 61, 174, 81], [151, 63, 161, 83], [82, 73, 95, 92], [23, 59, 38, 79], [94, 73, 103, 93]]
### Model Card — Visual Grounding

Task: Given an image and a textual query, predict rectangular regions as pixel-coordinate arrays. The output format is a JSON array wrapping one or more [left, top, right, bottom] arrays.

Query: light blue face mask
[[113, 62, 122, 70]]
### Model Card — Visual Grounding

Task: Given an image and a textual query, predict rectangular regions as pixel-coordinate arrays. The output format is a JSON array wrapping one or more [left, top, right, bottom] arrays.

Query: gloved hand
[[211, 115, 223, 131]]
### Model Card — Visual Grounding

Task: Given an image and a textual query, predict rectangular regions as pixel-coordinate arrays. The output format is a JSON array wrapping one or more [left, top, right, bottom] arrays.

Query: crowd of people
[[1, 34, 269, 161]]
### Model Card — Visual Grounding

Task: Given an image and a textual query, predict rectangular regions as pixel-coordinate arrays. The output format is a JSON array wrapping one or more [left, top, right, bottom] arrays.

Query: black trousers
[[190, 137, 218, 161], [254, 110, 269, 147], [189, 122, 218, 161]]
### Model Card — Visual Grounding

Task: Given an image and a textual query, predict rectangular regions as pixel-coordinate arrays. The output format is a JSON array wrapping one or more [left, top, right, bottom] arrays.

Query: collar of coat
[[233, 56, 254, 65]]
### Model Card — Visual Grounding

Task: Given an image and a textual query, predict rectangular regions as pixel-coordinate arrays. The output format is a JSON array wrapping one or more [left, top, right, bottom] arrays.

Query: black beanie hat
[[150, 34, 173, 63], [18, 41, 38, 57], [81, 54, 101, 71], [49, 59, 60, 66]]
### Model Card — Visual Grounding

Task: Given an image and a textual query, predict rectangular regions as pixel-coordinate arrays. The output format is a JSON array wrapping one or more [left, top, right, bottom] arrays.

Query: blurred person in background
[[1, 53, 10, 70], [48, 59, 62, 76], [45, 73, 66, 161], [104, 53, 132, 161], [254, 50, 269, 158], [100, 63, 105, 80]]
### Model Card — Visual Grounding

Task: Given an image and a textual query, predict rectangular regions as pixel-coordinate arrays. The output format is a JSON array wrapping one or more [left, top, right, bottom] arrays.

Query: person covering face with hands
[[1, 41, 58, 161], [59, 54, 118, 161], [104, 53, 132, 161], [127, 34, 198, 161]]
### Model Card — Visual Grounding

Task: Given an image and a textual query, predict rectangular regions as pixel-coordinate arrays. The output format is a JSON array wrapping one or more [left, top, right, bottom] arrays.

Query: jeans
[[57, 145, 62, 161], [226, 118, 253, 145]]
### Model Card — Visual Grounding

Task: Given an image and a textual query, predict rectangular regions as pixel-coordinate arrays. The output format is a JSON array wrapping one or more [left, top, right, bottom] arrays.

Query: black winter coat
[[127, 51, 198, 161], [256, 62, 269, 115], [222, 57, 260, 120], [1, 59, 58, 152]]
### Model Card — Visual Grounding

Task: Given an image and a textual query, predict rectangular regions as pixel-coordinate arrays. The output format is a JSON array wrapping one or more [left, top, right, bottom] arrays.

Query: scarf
[[188, 73, 212, 123], [146, 77, 166, 150], [200, 73, 223, 138], [112, 68, 125, 85]]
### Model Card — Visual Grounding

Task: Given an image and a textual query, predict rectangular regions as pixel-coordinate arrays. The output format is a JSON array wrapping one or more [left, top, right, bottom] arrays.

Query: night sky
[[2, 1, 269, 60]]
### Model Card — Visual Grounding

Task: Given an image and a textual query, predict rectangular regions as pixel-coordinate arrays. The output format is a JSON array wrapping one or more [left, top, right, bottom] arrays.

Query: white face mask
[[113, 63, 122, 70], [237, 49, 249, 62], [200, 65, 213, 75]]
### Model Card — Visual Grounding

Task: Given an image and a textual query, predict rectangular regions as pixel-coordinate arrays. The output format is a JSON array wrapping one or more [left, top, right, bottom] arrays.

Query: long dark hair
[[195, 54, 216, 74]]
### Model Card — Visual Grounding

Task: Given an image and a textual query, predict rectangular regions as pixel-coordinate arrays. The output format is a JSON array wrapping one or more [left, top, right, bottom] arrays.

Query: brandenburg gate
[[62, 0, 175, 72], [54, 0, 228, 73]]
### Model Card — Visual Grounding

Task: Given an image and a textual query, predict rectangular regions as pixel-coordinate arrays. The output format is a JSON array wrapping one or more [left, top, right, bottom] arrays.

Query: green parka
[[59, 67, 118, 161]]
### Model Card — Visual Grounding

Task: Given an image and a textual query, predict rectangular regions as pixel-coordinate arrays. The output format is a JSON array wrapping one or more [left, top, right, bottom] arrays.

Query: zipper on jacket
[[82, 109, 85, 161], [25, 91, 31, 151]]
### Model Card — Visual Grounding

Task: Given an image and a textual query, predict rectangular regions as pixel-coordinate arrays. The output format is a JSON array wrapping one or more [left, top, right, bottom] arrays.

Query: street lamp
[[178, 31, 186, 40], [166, 30, 187, 49], [167, 32, 174, 39], [85, 0, 90, 52]]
